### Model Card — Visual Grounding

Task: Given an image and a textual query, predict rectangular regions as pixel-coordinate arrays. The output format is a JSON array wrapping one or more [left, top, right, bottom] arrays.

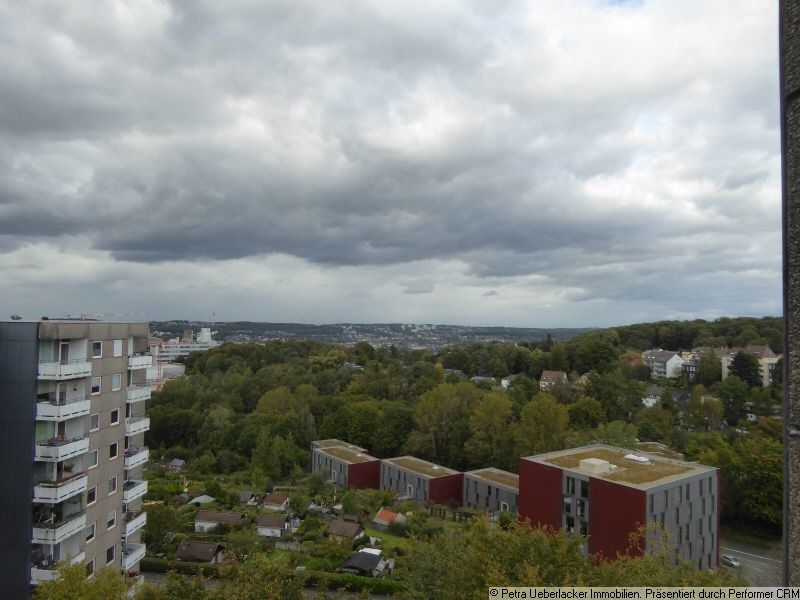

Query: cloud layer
[[0, 0, 781, 326]]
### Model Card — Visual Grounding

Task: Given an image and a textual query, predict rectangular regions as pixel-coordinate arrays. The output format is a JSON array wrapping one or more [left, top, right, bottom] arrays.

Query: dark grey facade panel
[[462, 474, 518, 514]]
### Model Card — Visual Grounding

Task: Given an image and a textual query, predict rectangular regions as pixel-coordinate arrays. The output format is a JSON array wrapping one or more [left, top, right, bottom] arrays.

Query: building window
[[577, 499, 586, 519], [92, 341, 103, 358], [90, 413, 100, 431], [110, 409, 119, 426], [113, 339, 123, 357], [108, 476, 117, 494], [106, 545, 115, 565], [648, 494, 654, 512], [566, 477, 575, 495], [87, 486, 97, 505], [112, 374, 122, 391], [689, 503, 693, 519], [88, 450, 98, 470], [86, 559, 95, 578], [664, 490, 669, 509], [675, 507, 679, 523], [109, 442, 118, 460], [85, 522, 96, 542], [563, 496, 572, 514], [107, 510, 116, 529], [580, 480, 589, 499], [91, 377, 101, 395]]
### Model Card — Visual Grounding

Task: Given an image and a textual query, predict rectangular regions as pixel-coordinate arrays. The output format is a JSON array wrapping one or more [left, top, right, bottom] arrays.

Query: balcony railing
[[30, 551, 85, 585], [121, 543, 146, 571], [125, 416, 150, 437], [38, 359, 92, 380], [35, 435, 89, 462], [33, 473, 88, 504], [126, 385, 151, 403], [128, 354, 152, 370], [124, 446, 149, 470], [123, 511, 147, 540], [31, 511, 87, 544], [123, 479, 148, 504], [35, 396, 91, 421]]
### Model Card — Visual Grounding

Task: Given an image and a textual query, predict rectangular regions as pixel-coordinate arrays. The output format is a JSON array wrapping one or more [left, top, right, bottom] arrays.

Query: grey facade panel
[[462, 474, 518, 514], [380, 462, 431, 504], [0, 322, 39, 599], [311, 449, 350, 488]]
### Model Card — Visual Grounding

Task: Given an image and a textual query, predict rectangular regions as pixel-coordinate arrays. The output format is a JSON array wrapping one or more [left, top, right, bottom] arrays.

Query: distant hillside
[[149, 320, 595, 349]]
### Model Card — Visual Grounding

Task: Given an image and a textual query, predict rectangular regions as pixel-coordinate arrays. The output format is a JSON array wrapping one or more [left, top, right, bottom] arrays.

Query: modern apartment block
[[0, 319, 152, 599], [463, 468, 519, 515], [380, 456, 463, 505], [311, 439, 381, 489], [519, 445, 719, 569]]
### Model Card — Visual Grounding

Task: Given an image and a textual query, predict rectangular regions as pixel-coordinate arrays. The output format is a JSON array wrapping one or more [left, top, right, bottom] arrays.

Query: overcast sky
[[0, 0, 780, 327]]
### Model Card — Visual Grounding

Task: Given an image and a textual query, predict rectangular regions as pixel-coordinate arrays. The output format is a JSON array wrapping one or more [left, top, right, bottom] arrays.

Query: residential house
[[194, 510, 249, 533], [719, 345, 782, 387], [539, 370, 568, 390], [642, 386, 664, 408], [325, 521, 365, 542], [188, 495, 215, 507], [443, 369, 468, 381], [470, 375, 496, 386], [338, 548, 391, 577], [256, 515, 289, 538], [642, 350, 685, 378], [169, 458, 186, 471], [380, 456, 463, 505], [500, 374, 519, 389], [262, 493, 290, 512], [311, 440, 381, 489], [176, 541, 225, 564], [239, 490, 258, 506], [463, 468, 519, 515], [519, 444, 719, 569], [371, 508, 406, 531]]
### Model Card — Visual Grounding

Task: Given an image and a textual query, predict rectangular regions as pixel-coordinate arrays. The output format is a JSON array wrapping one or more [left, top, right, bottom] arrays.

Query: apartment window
[[566, 477, 575, 495], [106, 545, 115, 565], [110, 409, 120, 425], [675, 507, 679, 523], [563, 496, 572, 514], [92, 341, 103, 359], [87, 486, 97, 505], [500, 501, 509, 512], [86, 559, 95, 578], [580, 480, 589, 499], [577, 499, 586, 519], [85, 522, 96, 543], [708, 515, 712, 530], [88, 450, 98, 470], [113, 339, 123, 357], [108, 476, 117, 494], [677, 526, 682, 544], [109, 442, 118, 460], [90, 413, 100, 431], [664, 490, 669, 509], [648, 494, 654, 512], [111, 373, 122, 391], [91, 377, 101, 395], [107, 510, 116, 529], [689, 503, 693, 519]]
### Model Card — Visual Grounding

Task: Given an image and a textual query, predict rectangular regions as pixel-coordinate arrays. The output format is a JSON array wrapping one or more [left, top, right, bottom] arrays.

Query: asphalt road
[[719, 537, 783, 585]]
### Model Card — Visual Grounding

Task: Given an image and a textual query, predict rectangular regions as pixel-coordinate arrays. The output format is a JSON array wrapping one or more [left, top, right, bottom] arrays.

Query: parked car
[[721, 554, 741, 568]]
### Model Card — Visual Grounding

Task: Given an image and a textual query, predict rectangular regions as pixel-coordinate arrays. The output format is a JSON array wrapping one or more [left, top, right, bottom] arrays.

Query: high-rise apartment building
[[0, 319, 151, 599]]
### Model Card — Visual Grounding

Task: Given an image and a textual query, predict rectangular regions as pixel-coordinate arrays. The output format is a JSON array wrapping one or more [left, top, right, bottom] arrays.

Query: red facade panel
[[518, 458, 563, 530], [587, 478, 645, 559], [428, 473, 464, 506], [347, 460, 381, 490]]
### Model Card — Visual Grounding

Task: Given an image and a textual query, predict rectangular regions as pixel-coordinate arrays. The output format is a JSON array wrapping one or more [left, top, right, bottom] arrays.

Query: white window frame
[[500, 501, 509, 512], [87, 485, 97, 505], [108, 476, 117, 495], [86, 558, 95, 578], [113, 339, 123, 357], [110, 409, 120, 426], [88, 450, 99, 470], [91, 341, 103, 359], [109, 442, 118, 460], [85, 521, 96, 543], [90, 377, 101, 395], [107, 510, 116, 530], [90, 413, 100, 431], [111, 373, 122, 391], [106, 545, 115, 565]]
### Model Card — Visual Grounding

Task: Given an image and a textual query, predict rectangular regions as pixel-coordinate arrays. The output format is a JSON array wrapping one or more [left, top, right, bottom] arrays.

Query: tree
[[730, 352, 761, 388], [464, 393, 514, 469], [635, 406, 674, 443], [570, 330, 621, 374], [717, 376, 750, 424], [568, 396, 605, 429], [33, 563, 128, 600], [514, 393, 569, 457], [590, 421, 638, 448], [684, 393, 723, 432], [548, 344, 569, 372], [695, 351, 721, 387], [143, 504, 182, 553]]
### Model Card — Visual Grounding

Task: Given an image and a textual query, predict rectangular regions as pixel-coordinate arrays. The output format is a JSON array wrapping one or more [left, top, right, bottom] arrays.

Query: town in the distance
[[1, 314, 784, 599]]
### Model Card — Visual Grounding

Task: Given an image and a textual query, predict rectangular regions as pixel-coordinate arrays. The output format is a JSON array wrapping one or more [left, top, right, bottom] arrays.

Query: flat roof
[[317, 445, 379, 464], [466, 468, 519, 492], [523, 444, 715, 489], [383, 456, 460, 478], [313, 439, 368, 452]]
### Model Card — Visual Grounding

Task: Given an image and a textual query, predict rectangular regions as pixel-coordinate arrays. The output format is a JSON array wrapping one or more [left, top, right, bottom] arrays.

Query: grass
[[546, 448, 693, 485], [265, 549, 295, 565], [720, 523, 782, 548], [386, 456, 458, 477], [319, 446, 377, 464], [469, 468, 519, 490], [363, 526, 412, 552]]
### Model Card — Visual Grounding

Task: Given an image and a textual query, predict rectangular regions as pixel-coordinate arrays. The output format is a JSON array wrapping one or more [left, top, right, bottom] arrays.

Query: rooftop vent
[[579, 458, 611, 474], [624, 454, 651, 464], [432, 466, 440, 470], [356, 453, 363, 457]]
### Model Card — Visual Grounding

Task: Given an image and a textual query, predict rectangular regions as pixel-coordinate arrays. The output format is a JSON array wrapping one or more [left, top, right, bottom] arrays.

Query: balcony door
[[59, 342, 70, 365]]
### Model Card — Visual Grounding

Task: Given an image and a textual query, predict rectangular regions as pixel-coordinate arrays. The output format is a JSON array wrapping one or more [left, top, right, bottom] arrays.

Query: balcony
[[128, 355, 152, 370], [30, 552, 85, 585], [126, 385, 151, 404], [33, 474, 88, 504], [36, 396, 91, 421], [123, 511, 147, 540], [124, 446, 149, 470], [32, 511, 87, 544], [123, 479, 148, 504], [38, 359, 92, 380], [121, 543, 146, 571], [125, 416, 150, 437], [35, 435, 89, 462]]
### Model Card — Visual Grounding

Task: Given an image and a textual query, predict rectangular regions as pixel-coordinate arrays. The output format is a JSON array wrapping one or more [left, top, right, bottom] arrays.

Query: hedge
[[139, 557, 223, 578]]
